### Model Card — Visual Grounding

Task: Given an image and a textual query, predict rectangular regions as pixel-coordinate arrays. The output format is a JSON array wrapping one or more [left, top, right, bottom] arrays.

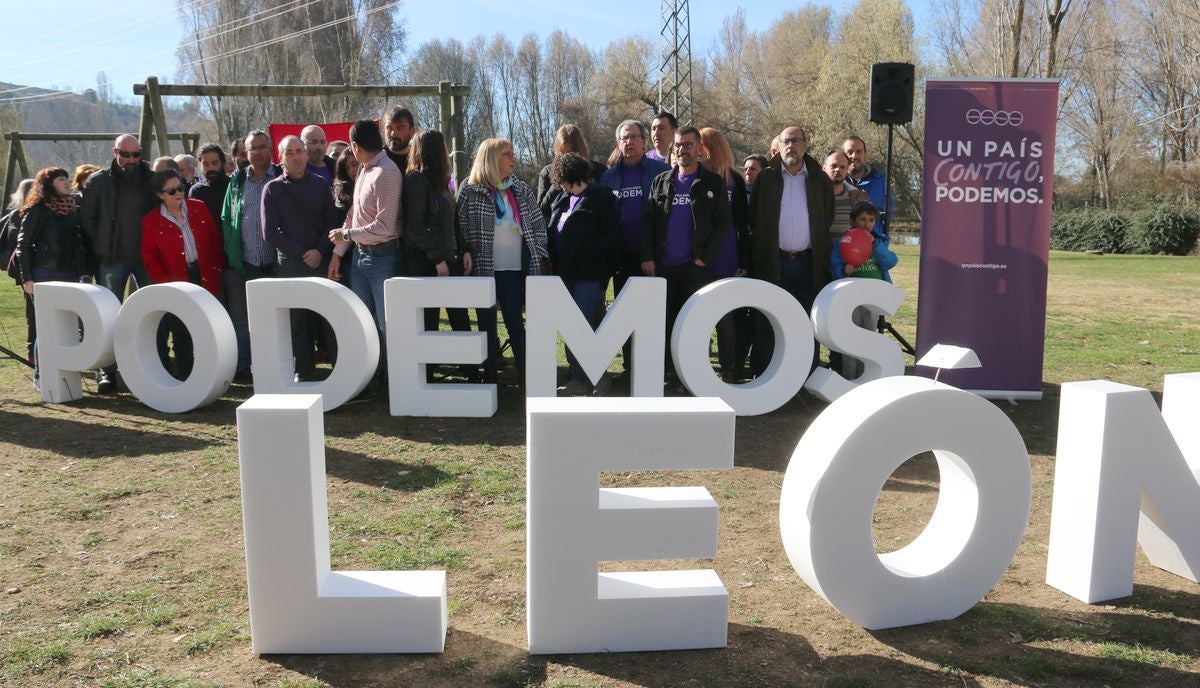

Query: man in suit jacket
[[748, 126, 834, 378]]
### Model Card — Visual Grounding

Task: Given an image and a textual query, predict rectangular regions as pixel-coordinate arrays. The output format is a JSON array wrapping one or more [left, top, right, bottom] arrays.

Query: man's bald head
[[112, 134, 141, 169], [301, 124, 328, 165]]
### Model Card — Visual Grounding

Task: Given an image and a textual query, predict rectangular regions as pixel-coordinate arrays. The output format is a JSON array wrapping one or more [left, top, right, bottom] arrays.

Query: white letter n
[[1046, 373, 1200, 603]]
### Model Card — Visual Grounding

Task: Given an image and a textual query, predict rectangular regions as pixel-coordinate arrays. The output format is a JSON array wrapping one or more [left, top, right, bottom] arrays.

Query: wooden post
[[3, 137, 18, 203], [146, 76, 171, 158], [138, 88, 154, 154], [12, 135, 29, 179], [438, 81, 452, 142], [451, 93, 467, 186]]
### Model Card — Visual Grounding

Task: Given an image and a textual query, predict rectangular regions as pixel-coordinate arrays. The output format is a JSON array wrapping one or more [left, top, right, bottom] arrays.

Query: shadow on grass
[[263, 629, 530, 688], [549, 623, 982, 687], [0, 407, 216, 458], [324, 446, 456, 489], [873, 599, 1200, 686]]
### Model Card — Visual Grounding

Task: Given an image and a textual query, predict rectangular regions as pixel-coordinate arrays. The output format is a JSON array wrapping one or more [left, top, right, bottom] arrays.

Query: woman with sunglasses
[[141, 169, 225, 379], [15, 167, 89, 390]]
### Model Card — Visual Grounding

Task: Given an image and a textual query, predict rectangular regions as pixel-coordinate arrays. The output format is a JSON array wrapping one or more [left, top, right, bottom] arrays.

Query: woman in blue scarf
[[457, 138, 548, 384]]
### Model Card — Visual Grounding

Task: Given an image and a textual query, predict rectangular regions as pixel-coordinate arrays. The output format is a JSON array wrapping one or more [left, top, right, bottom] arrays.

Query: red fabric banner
[[266, 121, 357, 162]]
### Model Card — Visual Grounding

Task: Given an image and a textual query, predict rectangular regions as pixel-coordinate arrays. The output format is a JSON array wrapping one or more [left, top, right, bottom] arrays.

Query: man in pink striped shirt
[[328, 119, 402, 390]]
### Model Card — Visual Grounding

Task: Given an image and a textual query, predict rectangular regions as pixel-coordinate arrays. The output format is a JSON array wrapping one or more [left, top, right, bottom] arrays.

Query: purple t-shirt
[[617, 165, 645, 254], [646, 149, 668, 162], [709, 184, 738, 277], [663, 171, 696, 267], [554, 194, 583, 254]]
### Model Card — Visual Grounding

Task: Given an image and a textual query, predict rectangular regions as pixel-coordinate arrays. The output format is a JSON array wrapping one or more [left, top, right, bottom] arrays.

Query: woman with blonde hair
[[71, 164, 101, 196], [699, 127, 751, 382], [457, 138, 548, 383]]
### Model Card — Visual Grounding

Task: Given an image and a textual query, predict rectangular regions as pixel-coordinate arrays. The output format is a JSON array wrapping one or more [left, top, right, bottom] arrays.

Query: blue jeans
[[98, 260, 150, 302], [97, 261, 150, 380], [477, 270, 526, 373], [350, 244, 400, 377], [563, 279, 603, 384], [751, 252, 818, 377]]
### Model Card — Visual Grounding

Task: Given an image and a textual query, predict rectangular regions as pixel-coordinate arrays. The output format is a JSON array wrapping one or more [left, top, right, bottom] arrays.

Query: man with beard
[[262, 135, 339, 382], [383, 106, 415, 173], [81, 133, 156, 392], [842, 135, 888, 233], [823, 149, 867, 241], [188, 144, 230, 225], [642, 126, 731, 383], [301, 124, 336, 182], [646, 111, 678, 163], [748, 126, 834, 378]]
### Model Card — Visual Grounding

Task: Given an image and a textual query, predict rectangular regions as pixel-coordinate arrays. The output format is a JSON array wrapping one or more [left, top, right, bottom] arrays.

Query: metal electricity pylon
[[658, 0, 694, 126]]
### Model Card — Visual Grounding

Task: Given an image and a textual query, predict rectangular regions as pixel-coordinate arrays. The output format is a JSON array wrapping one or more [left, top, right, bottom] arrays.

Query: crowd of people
[[0, 106, 897, 399]]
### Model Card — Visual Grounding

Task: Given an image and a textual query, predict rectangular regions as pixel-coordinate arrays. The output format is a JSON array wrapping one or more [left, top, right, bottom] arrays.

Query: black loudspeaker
[[869, 62, 915, 125]]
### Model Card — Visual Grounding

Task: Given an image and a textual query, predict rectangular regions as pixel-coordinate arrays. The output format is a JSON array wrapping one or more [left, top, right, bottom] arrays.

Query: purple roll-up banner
[[915, 78, 1058, 399]]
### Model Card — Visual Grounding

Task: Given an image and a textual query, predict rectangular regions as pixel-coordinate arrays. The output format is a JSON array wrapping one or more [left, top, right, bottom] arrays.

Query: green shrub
[[1050, 212, 1087, 251], [1127, 207, 1200, 255], [1051, 210, 1130, 253]]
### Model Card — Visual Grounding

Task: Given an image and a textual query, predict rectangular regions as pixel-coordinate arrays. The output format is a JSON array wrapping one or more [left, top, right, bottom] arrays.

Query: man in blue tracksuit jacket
[[599, 119, 670, 375]]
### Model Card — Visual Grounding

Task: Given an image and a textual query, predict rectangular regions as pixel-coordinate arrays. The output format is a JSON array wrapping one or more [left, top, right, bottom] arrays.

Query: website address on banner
[[960, 262, 1008, 270]]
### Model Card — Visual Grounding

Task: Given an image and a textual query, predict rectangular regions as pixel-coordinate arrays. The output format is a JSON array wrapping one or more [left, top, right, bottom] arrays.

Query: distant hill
[[1, 81, 215, 183]]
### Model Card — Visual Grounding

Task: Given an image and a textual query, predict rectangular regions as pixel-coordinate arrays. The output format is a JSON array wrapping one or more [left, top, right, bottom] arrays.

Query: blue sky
[[0, 0, 935, 101]]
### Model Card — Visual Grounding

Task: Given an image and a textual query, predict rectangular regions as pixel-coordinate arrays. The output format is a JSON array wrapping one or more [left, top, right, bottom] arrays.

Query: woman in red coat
[[141, 169, 225, 379]]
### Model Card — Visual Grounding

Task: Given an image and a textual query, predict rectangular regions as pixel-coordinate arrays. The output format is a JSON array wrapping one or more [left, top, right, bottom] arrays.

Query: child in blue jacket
[[829, 201, 899, 379], [830, 201, 898, 282]]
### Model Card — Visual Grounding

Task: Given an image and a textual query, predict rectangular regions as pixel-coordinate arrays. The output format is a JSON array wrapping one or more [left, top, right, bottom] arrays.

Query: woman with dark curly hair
[[16, 167, 90, 389], [547, 152, 620, 395]]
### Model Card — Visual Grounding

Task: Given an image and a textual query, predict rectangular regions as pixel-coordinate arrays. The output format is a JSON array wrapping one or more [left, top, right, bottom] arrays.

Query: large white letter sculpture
[[237, 394, 447, 653], [113, 283, 236, 413], [526, 397, 734, 653], [526, 276, 666, 397], [386, 277, 496, 417], [33, 282, 119, 403], [779, 376, 1031, 629], [246, 278, 378, 411], [1045, 374, 1200, 603], [673, 278, 811, 415], [804, 278, 905, 402]]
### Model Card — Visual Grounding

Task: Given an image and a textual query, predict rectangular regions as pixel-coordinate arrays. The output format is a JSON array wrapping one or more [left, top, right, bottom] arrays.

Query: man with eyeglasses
[[80, 133, 157, 393], [599, 119, 669, 376], [748, 126, 834, 379], [220, 130, 282, 379], [642, 126, 732, 385], [300, 124, 336, 183]]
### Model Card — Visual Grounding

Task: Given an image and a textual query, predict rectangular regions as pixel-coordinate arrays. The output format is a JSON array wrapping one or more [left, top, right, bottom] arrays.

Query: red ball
[[839, 229, 873, 267]]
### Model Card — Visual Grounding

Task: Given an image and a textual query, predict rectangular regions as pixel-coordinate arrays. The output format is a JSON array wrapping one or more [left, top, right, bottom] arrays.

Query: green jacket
[[220, 164, 281, 274]]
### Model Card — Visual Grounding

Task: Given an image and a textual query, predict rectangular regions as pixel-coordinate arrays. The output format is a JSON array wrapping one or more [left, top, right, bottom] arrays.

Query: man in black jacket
[[748, 126, 835, 378], [641, 126, 732, 379], [80, 134, 156, 392]]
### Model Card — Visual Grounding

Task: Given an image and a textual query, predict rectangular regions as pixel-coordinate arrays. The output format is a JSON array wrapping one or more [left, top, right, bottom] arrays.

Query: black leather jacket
[[17, 204, 87, 282]]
